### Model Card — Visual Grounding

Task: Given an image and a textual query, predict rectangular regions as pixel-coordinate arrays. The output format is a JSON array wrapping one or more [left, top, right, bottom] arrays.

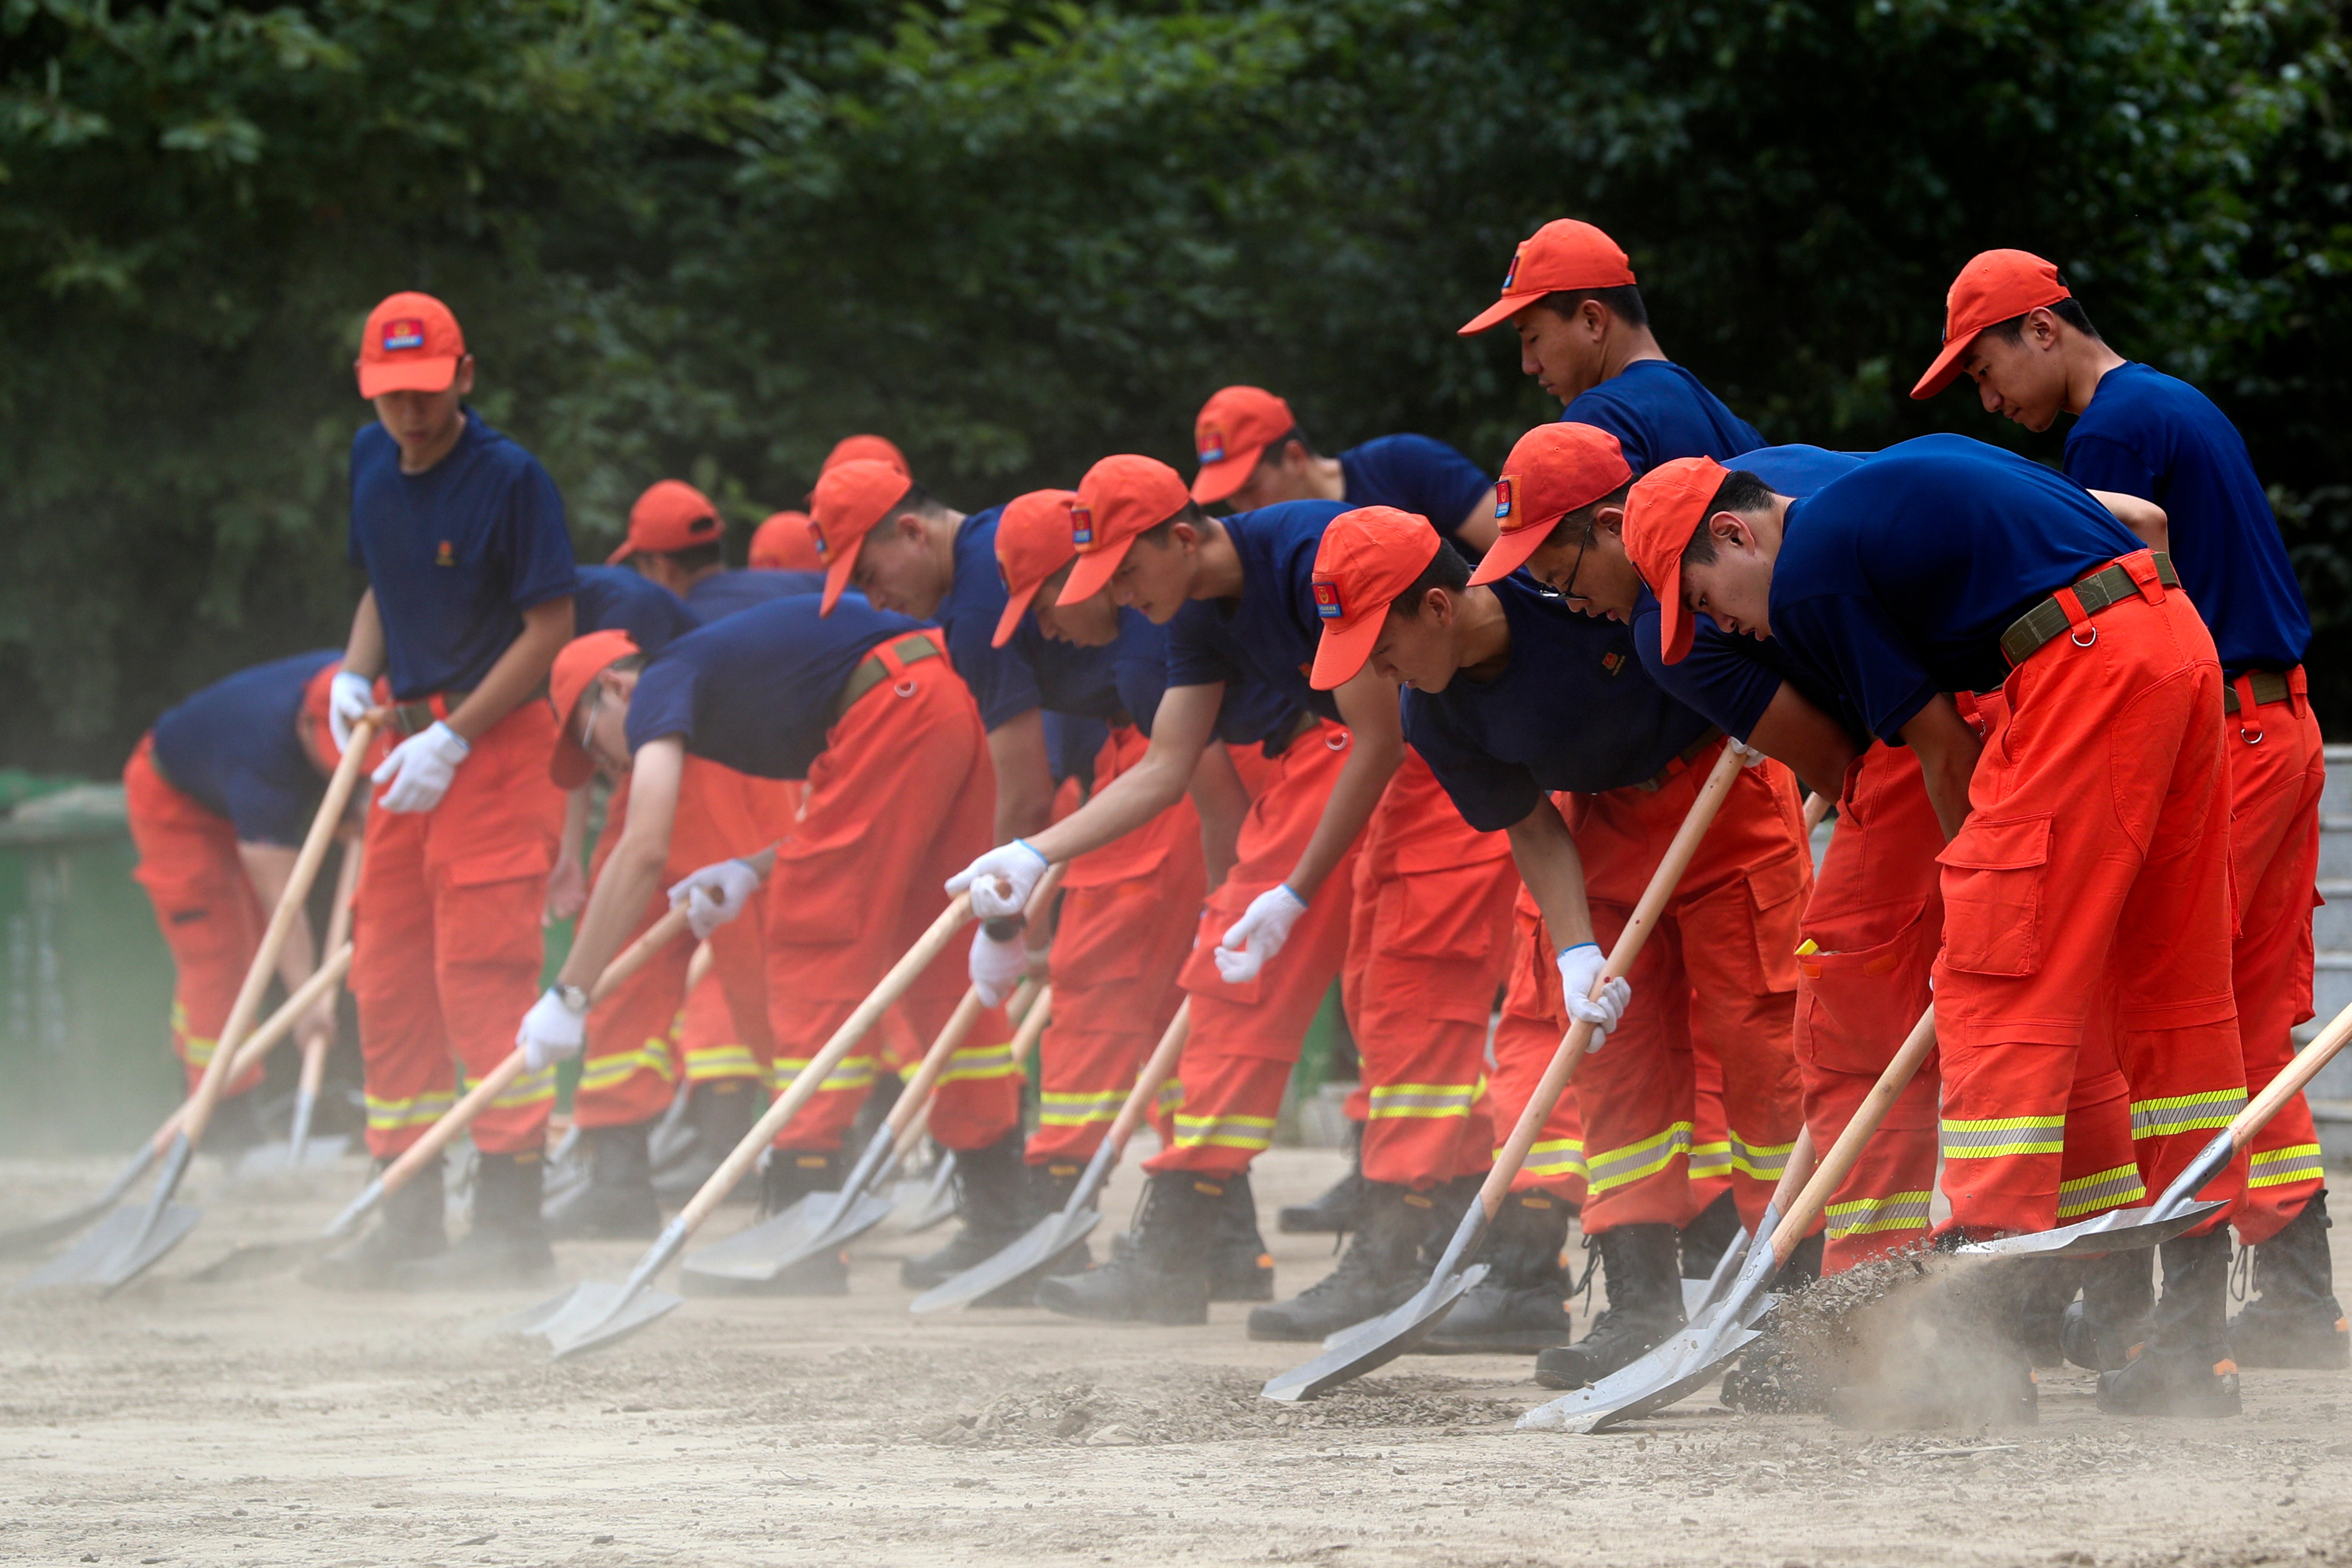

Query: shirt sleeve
[[947, 615, 1045, 732], [1777, 593, 1939, 744], [221, 772, 314, 848], [1561, 390, 1648, 473], [1635, 611, 1780, 742], [1401, 706, 1540, 834], [504, 457, 579, 610], [2064, 432, 2161, 505], [1163, 604, 1246, 692], [624, 660, 699, 753]]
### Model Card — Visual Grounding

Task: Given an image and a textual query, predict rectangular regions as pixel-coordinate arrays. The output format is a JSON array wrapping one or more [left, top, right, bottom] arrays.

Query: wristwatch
[[557, 983, 592, 1015]]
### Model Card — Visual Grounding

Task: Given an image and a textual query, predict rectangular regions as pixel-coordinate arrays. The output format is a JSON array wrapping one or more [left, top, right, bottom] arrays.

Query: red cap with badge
[[1190, 386, 1298, 505], [1307, 506, 1442, 690], [548, 629, 642, 788], [609, 479, 724, 564], [1058, 456, 1193, 607], [820, 434, 910, 478], [1620, 456, 1731, 666], [1467, 423, 1634, 587], [992, 489, 1083, 647], [809, 459, 915, 615], [1909, 249, 2072, 400], [356, 292, 466, 399], [749, 510, 820, 572], [1457, 220, 1638, 337]]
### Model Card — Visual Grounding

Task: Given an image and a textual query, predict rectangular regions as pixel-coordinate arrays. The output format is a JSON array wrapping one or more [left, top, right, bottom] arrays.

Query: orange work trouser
[[762, 636, 1017, 1154], [123, 734, 269, 1099], [1145, 719, 1364, 1179], [1491, 743, 1809, 1238], [1344, 749, 1517, 1189], [1028, 725, 1203, 1163], [1688, 1044, 1733, 1213], [679, 777, 801, 1087], [351, 698, 564, 1158], [2221, 671, 2327, 1244], [1492, 947, 1591, 1206], [573, 759, 785, 1128], [1934, 552, 2245, 1236]]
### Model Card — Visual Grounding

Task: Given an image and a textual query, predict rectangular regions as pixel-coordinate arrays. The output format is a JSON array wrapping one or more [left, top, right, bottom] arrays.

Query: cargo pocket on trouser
[[1796, 902, 1935, 1078], [1935, 813, 2053, 977]]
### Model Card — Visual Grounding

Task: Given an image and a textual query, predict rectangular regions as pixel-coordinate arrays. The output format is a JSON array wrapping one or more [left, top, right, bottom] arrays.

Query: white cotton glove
[[1728, 737, 1769, 769], [517, 987, 588, 1072], [1214, 883, 1308, 985], [1556, 942, 1632, 1050], [968, 926, 1029, 1007], [370, 720, 469, 813], [328, 670, 376, 754], [944, 838, 1051, 919], [668, 857, 764, 940]]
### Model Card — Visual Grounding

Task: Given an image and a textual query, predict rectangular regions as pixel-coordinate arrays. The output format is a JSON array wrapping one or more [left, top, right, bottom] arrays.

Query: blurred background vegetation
[[6, 0, 2352, 772]]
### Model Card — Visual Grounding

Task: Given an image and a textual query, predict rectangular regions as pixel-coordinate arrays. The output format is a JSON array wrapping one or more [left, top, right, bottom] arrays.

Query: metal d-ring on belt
[[1997, 552, 2180, 669], [832, 634, 943, 720], [2221, 668, 2295, 716], [388, 690, 472, 737]]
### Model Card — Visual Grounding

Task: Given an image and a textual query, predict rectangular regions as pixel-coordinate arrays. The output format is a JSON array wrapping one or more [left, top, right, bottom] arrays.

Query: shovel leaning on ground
[[490, 891, 981, 1359], [887, 974, 1045, 1234], [14, 713, 383, 1293], [238, 834, 365, 1178], [1261, 746, 1749, 1403]]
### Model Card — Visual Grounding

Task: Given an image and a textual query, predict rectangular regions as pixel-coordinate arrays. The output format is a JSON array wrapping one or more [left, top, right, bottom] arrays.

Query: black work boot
[[2230, 1191, 2350, 1368], [1679, 1189, 1740, 1279], [391, 1151, 555, 1291], [2063, 1249, 2152, 1372], [1026, 1158, 1093, 1276], [1278, 1124, 1368, 1234], [544, 1120, 661, 1240], [2013, 1257, 2086, 1369], [653, 1079, 762, 1206], [205, 1087, 272, 1158], [1034, 1171, 1223, 1324], [2097, 1227, 2242, 1418], [1422, 1190, 1576, 1354], [1532, 1223, 1686, 1389], [302, 1156, 447, 1290], [1212, 1172, 1276, 1302], [761, 1148, 843, 1216], [900, 1131, 1027, 1290], [1247, 1182, 1438, 1342]]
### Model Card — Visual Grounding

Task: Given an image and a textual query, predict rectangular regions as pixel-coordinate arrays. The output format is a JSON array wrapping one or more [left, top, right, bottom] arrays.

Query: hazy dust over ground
[[4, 1147, 2351, 1567]]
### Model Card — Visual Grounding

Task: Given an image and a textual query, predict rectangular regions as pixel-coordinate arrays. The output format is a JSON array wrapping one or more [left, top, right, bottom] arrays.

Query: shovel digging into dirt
[[1261, 746, 1746, 1403], [238, 835, 365, 1178]]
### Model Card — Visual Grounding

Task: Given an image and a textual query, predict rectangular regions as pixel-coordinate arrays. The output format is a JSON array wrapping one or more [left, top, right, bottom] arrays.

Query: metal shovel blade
[[1259, 1263, 1489, 1403], [0, 1146, 158, 1259], [910, 1205, 1103, 1314], [1517, 1320, 1767, 1434], [479, 1281, 604, 1341], [684, 1189, 896, 1284], [1954, 1198, 2227, 1260], [234, 1133, 352, 1179], [13, 1200, 202, 1294], [545, 1282, 685, 1360], [891, 1156, 958, 1234]]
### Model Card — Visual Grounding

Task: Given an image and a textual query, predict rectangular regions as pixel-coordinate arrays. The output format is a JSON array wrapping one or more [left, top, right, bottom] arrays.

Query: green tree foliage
[[5, 0, 2350, 769]]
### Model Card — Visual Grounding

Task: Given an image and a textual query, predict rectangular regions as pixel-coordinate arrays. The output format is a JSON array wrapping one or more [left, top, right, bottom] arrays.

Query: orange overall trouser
[[679, 777, 801, 1087], [2220, 669, 2327, 1244], [1490, 742, 1809, 1238], [572, 759, 785, 1129], [762, 635, 1018, 1154], [1934, 552, 2245, 1236], [1027, 724, 1204, 1164], [123, 733, 269, 1099], [352, 698, 565, 1158], [1144, 719, 1364, 1179], [1344, 749, 1517, 1189]]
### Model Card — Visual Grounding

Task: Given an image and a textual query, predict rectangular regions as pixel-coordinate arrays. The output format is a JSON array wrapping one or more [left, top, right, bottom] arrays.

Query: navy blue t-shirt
[[686, 568, 824, 625], [1562, 361, 1764, 474], [1633, 445, 1868, 742], [347, 414, 577, 700], [1044, 713, 1111, 784], [1771, 435, 2146, 742], [937, 508, 1129, 732], [1098, 606, 1300, 747], [572, 565, 696, 657], [1341, 435, 1493, 549], [151, 651, 340, 846], [2064, 362, 2310, 674], [1403, 582, 1713, 831], [1165, 501, 1353, 733], [625, 595, 925, 780]]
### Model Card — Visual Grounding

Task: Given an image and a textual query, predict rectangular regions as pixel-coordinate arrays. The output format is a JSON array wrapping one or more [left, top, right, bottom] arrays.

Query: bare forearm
[[240, 843, 320, 998], [1506, 801, 1595, 951], [342, 591, 386, 681], [1744, 682, 1860, 803], [1898, 696, 1984, 842], [1282, 735, 1398, 900], [988, 711, 1058, 845], [558, 836, 668, 991], [1023, 755, 1191, 865], [1189, 745, 1251, 891], [448, 596, 573, 742]]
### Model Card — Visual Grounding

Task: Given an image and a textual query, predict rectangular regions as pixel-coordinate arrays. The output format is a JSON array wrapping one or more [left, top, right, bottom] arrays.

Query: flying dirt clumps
[[916, 1369, 1522, 1448]]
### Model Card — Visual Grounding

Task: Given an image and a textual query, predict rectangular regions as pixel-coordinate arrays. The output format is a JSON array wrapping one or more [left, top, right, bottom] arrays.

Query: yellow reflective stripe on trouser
[[1941, 1116, 2064, 1160], [2055, 1162, 2147, 1219], [938, 1040, 1019, 1085], [1824, 1189, 1933, 1238], [1516, 1136, 1587, 1182], [490, 1065, 557, 1109], [2249, 1143, 2326, 1189], [1729, 1135, 1794, 1182], [1688, 1140, 1731, 1183], [2130, 1089, 2246, 1140], [365, 1089, 455, 1132], [1038, 1088, 1125, 1128], [684, 1043, 762, 1082], [773, 1053, 876, 1096], [1367, 1082, 1477, 1120], [577, 1036, 677, 1096], [1171, 1112, 1276, 1154], [180, 1032, 222, 1068], [1585, 1122, 1692, 1194], [1155, 1079, 1184, 1112]]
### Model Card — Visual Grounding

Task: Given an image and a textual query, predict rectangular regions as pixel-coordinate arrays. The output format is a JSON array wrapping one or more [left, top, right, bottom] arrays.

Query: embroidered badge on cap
[[1196, 426, 1226, 465], [1312, 578, 1344, 621], [383, 319, 426, 352], [809, 522, 829, 560], [1069, 500, 1096, 550], [1494, 475, 1516, 522], [1500, 245, 1524, 293]]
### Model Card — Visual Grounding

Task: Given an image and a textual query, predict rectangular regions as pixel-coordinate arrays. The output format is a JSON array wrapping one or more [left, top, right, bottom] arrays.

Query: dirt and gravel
[[4, 1146, 2351, 1568]]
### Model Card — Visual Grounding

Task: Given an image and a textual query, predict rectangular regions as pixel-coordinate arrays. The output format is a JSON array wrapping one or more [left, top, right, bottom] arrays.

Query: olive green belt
[[1998, 552, 2179, 668], [833, 635, 944, 720]]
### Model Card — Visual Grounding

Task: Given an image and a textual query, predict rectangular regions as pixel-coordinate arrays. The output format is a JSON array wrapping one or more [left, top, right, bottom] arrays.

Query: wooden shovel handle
[[152, 943, 355, 1152], [1101, 1001, 1192, 1159], [1767, 1004, 1937, 1260]]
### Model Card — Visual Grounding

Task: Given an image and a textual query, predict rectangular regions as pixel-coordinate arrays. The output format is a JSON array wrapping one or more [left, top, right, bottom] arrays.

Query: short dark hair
[[1558, 479, 1634, 536], [1136, 499, 1211, 548], [653, 541, 725, 574], [1677, 470, 1775, 568], [1539, 284, 1648, 330], [1981, 290, 2101, 346], [1254, 426, 1319, 465], [1387, 539, 1472, 617]]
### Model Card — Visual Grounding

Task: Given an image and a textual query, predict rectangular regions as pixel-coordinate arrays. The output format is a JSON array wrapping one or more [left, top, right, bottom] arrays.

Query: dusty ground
[[3, 1147, 2350, 1568]]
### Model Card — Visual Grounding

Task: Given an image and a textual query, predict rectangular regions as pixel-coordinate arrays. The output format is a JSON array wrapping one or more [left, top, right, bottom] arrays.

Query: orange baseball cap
[[356, 292, 465, 398], [1191, 386, 1298, 504], [1909, 249, 2072, 399], [809, 458, 914, 615], [1621, 456, 1731, 665], [820, 434, 910, 478], [1058, 456, 1192, 606], [1467, 423, 1634, 587], [749, 510, 821, 572], [609, 479, 723, 564], [549, 629, 641, 788], [1458, 220, 1638, 337], [992, 488, 1082, 647], [1307, 507, 1442, 690]]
